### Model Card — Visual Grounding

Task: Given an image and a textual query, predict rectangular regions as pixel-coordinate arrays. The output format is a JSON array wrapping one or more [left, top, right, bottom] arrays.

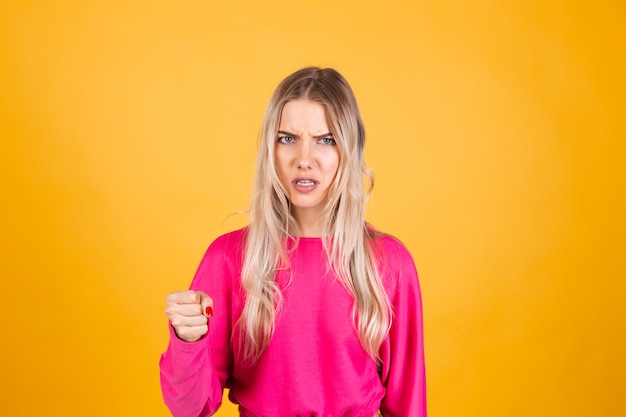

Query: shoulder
[[192, 227, 247, 288], [369, 229, 415, 266], [368, 230, 420, 293], [198, 227, 247, 269], [207, 227, 247, 253]]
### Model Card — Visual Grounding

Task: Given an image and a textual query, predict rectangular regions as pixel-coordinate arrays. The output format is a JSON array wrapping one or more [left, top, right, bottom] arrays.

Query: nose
[[297, 141, 314, 169]]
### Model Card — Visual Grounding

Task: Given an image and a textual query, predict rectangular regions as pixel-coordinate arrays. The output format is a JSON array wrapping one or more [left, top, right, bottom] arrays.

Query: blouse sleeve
[[159, 233, 239, 417], [378, 238, 427, 416]]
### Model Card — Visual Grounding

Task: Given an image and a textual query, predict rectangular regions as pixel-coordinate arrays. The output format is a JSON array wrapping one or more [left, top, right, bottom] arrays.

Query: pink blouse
[[160, 228, 427, 416]]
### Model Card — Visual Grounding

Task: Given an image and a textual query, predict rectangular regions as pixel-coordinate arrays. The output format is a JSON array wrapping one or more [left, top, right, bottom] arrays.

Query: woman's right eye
[[278, 136, 295, 143]]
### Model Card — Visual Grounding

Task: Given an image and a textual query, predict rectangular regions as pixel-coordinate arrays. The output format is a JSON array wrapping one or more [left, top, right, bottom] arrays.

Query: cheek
[[329, 150, 340, 177], [274, 151, 292, 188], [273, 150, 286, 175]]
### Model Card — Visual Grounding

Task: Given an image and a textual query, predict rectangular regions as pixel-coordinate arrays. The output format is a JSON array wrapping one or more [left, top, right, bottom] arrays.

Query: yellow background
[[1, 1, 624, 416]]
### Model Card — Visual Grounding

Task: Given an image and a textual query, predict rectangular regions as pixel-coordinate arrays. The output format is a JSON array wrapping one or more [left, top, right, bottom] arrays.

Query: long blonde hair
[[239, 67, 391, 363]]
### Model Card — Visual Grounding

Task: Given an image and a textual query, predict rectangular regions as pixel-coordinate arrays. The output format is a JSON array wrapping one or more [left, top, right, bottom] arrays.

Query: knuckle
[[166, 291, 180, 303], [177, 327, 191, 337]]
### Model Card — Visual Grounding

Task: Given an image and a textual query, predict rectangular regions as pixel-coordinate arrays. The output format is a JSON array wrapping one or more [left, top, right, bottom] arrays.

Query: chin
[[289, 198, 325, 212]]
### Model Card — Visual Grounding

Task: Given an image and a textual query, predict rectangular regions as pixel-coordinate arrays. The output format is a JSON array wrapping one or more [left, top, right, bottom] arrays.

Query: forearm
[[159, 326, 224, 417]]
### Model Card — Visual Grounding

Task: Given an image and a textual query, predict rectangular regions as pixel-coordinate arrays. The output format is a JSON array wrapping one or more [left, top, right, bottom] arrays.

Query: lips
[[292, 177, 319, 193]]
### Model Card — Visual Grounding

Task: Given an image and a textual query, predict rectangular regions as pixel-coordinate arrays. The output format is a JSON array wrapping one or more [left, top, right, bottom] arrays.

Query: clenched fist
[[165, 290, 213, 343]]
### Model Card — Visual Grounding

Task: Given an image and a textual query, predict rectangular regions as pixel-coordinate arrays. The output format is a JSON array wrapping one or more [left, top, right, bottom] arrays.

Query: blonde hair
[[239, 67, 391, 363]]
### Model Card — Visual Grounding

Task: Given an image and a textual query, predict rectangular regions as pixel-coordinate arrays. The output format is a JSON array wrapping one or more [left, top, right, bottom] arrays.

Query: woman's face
[[274, 99, 340, 225]]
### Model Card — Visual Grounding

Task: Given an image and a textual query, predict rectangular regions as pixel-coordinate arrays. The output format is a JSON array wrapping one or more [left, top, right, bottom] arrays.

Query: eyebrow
[[277, 130, 334, 138]]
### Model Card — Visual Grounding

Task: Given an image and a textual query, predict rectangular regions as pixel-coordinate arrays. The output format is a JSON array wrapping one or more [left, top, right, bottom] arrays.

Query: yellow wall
[[1, 1, 624, 416]]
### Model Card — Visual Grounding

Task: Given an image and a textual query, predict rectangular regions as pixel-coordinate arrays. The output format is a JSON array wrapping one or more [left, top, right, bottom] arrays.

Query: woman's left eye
[[319, 137, 336, 145]]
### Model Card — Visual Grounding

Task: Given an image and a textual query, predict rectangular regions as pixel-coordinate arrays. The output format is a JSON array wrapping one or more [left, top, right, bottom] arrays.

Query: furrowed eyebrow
[[276, 131, 333, 138], [314, 133, 333, 139]]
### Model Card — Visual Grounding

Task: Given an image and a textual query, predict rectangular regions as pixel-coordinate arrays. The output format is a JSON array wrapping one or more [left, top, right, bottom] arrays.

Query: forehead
[[279, 100, 330, 135]]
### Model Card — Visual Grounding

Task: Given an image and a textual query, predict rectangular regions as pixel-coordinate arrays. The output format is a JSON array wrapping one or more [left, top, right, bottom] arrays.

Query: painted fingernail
[[205, 306, 213, 317]]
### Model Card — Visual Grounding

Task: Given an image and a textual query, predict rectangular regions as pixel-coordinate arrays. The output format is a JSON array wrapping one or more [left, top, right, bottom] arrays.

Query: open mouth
[[292, 178, 319, 192]]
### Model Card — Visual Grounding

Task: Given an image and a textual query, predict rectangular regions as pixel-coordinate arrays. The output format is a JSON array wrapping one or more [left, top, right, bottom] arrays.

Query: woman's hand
[[165, 290, 213, 343]]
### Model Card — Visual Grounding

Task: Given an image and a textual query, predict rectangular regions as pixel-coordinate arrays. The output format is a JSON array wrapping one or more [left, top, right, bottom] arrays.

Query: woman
[[160, 67, 427, 417]]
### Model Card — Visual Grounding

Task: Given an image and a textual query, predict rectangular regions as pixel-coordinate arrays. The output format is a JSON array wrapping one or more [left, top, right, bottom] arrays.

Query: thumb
[[196, 291, 214, 318]]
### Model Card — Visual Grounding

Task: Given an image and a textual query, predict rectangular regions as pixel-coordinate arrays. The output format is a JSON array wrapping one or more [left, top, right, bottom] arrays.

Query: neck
[[292, 208, 324, 237]]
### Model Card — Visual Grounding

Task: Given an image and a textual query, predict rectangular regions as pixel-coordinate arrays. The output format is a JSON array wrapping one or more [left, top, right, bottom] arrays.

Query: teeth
[[296, 180, 315, 186]]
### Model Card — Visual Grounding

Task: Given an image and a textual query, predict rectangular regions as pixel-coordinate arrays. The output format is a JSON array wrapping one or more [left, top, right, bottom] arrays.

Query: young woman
[[159, 67, 427, 417]]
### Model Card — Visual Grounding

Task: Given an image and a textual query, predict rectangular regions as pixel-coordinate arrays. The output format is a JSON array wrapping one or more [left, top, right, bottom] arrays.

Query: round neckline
[[292, 236, 324, 241], [285, 236, 328, 246]]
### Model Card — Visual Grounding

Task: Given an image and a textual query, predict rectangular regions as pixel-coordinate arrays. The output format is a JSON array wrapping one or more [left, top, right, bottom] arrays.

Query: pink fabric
[[159, 228, 427, 417]]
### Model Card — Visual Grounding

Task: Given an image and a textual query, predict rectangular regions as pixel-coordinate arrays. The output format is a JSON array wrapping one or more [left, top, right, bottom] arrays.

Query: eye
[[319, 137, 336, 145], [278, 136, 295, 144]]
